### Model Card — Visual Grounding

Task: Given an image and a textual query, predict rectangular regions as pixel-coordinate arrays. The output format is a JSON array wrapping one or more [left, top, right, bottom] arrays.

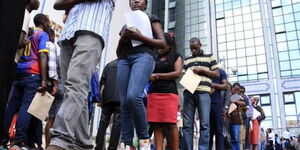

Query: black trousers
[[95, 102, 121, 150], [209, 101, 224, 150], [0, 0, 29, 141]]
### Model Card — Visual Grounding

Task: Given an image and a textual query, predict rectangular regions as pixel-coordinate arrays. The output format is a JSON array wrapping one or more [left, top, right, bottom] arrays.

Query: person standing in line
[[147, 33, 183, 150], [46, 0, 116, 150], [2, 13, 50, 150], [240, 86, 254, 150], [259, 128, 267, 150], [0, 0, 29, 143], [182, 37, 220, 150], [95, 59, 121, 150], [44, 28, 64, 148], [0, 0, 38, 147], [116, 0, 166, 149], [224, 83, 246, 150], [249, 97, 266, 150], [209, 68, 228, 150]]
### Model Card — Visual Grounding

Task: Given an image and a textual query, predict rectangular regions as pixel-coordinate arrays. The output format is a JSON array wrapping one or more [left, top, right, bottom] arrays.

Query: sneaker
[[9, 145, 21, 150], [120, 143, 134, 150], [139, 139, 150, 150]]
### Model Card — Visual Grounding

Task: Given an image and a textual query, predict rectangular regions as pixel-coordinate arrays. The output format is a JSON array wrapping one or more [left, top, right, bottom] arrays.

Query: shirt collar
[[192, 49, 204, 57], [34, 27, 44, 31]]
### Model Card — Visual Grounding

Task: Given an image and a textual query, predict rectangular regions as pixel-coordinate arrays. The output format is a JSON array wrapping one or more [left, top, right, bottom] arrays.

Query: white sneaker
[[120, 143, 133, 150], [139, 139, 150, 150]]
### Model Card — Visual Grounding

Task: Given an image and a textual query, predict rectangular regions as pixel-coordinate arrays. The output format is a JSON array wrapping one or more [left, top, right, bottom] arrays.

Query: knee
[[126, 93, 142, 106]]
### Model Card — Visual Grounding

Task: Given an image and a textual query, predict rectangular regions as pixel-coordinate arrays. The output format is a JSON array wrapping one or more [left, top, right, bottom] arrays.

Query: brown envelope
[[27, 92, 54, 121]]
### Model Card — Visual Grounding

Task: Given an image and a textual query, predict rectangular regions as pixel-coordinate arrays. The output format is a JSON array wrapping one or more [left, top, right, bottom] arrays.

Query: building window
[[283, 92, 300, 127], [250, 94, 273, 128], [272, 1, 300, 78]]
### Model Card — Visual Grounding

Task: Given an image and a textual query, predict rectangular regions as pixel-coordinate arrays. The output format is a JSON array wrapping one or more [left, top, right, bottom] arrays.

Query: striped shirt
[[46, 41, 58, 81], [183, 52, 219, 93], [60, 0, 115, 46]]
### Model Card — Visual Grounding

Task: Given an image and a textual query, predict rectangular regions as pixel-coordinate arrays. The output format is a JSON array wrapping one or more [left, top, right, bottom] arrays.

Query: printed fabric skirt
[[250, 119, 260, 145], [147, 93, 178, 123]]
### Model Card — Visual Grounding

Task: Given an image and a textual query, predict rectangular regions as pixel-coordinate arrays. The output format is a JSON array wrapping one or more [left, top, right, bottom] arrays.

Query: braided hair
[[158, 33, 180, 65]]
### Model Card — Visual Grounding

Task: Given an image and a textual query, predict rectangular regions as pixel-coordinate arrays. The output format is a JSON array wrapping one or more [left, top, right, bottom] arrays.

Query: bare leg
[[168, 124, 179, 150], [253, 144, 258, 150], [154, 124, 165, 150], [45, 117, 55, 147]]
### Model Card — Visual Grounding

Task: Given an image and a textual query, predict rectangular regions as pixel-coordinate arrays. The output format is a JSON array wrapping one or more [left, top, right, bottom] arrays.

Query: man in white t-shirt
[[15, 0, 40, 63]]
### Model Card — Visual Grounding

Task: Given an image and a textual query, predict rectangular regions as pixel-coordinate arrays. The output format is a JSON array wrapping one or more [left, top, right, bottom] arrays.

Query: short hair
[[129, 0, 148, 10], [47, 28, 55, 37], [189, 37, 201, 44], [240, 86, 246, 92], [232, 82, 241, 88], [34, 13, 48, 26]]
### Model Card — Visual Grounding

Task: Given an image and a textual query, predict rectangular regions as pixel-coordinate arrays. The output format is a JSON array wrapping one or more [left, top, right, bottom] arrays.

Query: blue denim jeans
[[117, 53, 154, 146], [182, 91, 211, 150], [230, 124, 240, 150], [4, 74, 40, 144]]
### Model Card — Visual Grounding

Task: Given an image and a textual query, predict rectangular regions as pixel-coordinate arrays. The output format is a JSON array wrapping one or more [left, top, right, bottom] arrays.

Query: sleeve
[[149, 15, 160, 23], [38, 32, 50, 53], [220, 69, 228, 81], [100, 64, 109, 86], [210, 55, 219, 70], [119, 25, 127, 36], [257, 106, 266, 121], [183, 61, 188, 73], [47, 42, 58, 80], [22, 10, 30, 34]]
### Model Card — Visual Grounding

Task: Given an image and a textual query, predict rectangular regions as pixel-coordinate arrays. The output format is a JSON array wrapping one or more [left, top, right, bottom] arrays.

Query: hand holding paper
[[124, 10, 153, 47], [179, 68, 202, 94], [27, 92, 54, 121]]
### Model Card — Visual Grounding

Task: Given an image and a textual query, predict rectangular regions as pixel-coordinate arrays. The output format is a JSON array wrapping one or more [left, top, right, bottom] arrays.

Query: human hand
[[192, 67, 205, 74], [37, 81, 47, 95], [150, 74, 159, 82], [51, 86, 58, 96], [126, 27, 142, 40]]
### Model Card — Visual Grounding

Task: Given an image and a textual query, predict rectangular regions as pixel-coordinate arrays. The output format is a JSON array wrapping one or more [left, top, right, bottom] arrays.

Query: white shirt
[[60, 0, 115, 46], [47, 41, 58, 80], [283, 131, 291, 139], [22, 9, 30, 34]]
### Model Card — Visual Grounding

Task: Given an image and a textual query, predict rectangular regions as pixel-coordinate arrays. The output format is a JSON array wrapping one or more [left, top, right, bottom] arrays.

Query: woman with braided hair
[[147, 33, 183, 150]]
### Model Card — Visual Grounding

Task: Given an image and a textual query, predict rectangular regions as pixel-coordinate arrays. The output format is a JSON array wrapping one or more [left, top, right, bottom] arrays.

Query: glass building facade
[[149, 0, 300, 129]]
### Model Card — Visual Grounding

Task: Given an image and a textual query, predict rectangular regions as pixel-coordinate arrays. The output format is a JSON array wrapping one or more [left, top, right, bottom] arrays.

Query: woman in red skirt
[[147, 33, 183, 150], [250, 97, 266, 150]]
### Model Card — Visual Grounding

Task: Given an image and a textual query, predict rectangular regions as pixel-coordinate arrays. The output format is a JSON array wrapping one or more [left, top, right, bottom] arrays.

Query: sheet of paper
[[27, 92, 54, 121], [124, 10, 153, 47], [230, 94, 241, 101], [179, 68, 201, 94], [252, 108, 261, 119], [228, 103, 237, 114]]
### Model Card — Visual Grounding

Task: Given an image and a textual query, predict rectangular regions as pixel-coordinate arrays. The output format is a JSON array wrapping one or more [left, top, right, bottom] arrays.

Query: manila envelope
[[228, 103, 238, 114], [28, 92, 54, 121], [179, 68, 202, 94]]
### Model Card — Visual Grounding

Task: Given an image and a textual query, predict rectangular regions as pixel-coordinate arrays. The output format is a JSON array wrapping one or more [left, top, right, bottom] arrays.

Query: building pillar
[[265, 0, 286, 129], [259, 0, 279, 129]]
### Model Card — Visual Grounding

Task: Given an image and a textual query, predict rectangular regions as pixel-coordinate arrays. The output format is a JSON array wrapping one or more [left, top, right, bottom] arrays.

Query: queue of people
[[0, 0, 299, 150]]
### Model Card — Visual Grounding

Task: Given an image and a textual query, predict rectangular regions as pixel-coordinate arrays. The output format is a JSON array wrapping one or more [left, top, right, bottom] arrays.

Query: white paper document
[[124, 10, 153, 47], [179, 68, 202, 94], [228, 103, 237, 114], [28, 92, 54, 121], [252, 108, 261, 119]]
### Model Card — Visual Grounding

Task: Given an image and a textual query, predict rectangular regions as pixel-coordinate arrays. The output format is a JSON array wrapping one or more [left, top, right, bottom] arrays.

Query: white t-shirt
[[22, 9, 30, 34]]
